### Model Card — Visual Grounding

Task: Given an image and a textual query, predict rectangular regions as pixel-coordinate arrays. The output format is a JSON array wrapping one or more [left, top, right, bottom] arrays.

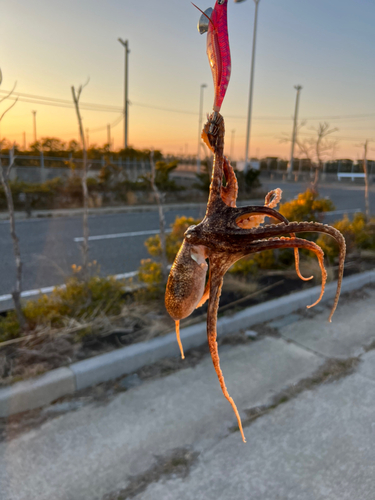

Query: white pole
[[244, 0, 261, 169], [287, 85, 302, 179], [197, 83, 207, 174], [118, 38, 130, 149]]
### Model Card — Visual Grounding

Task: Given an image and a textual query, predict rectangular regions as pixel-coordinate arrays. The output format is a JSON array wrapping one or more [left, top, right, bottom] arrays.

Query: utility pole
[[197, 83, 207, 174], [86, 128, 89, 149], [237, 0, 261, 169], [32, 110, 37, 143], [107, 124, 111, 151], [23, 132, 26, 150], [118, 38, 130, 150], [287, 85, 302, 179]]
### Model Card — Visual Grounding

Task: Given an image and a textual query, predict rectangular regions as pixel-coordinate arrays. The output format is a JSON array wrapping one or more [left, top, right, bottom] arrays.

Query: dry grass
[[0, 301, 172, 386]]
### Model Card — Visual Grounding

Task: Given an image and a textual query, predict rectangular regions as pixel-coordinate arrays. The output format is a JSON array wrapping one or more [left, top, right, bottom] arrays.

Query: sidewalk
[[1, 285, 375, 500]]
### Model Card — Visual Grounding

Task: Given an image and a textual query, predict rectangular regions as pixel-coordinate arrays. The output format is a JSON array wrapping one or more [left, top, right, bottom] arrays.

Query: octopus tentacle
[[236, 189, 311, 282], [221, 156, 238, 208], [225, 221, 345, 321], [207, 262, 246, 443], [237, 188, 283, 229], [196, 277, 210, 309], [240, 237, 328, 311], [175, 320, 185, 359], [202, 115, 225, 212]]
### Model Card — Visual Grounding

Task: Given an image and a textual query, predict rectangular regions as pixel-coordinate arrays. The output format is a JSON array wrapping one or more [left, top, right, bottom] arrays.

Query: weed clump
[[0, 264, 126, 343]]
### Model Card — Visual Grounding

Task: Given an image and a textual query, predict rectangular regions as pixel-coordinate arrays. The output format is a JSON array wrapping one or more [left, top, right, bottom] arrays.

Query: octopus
[[165, 111, 346, 443]]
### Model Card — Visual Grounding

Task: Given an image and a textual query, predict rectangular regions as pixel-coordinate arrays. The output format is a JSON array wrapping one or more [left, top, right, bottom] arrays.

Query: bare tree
[[281, 121, 338, 189], [71, 80, 91, 279], [310, 122, 338, 190], [0, 69, 26, 328], [150, 151, 168, 282]]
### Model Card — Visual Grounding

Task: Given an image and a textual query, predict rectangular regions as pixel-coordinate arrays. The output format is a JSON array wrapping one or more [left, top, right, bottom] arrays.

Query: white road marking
[[73, 228, 171, 242]]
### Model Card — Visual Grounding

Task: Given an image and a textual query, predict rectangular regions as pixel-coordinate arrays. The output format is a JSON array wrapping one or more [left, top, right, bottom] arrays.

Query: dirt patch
[[102, 448, 199, 500]]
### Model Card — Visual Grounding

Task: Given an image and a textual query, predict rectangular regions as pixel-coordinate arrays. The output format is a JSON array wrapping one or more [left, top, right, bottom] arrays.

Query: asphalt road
[[0, 180, 374, 297], [0, 207, 205, 297]]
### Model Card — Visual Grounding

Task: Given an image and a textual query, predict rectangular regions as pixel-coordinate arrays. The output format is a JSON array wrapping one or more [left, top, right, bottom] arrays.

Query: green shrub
[[137, 259, 164, 299], [138, 259, 163, 285], [0, 311, 21, 343], [0, 269, 126, 343], [316, 213, 375, 261], [279, 189, 334, 222]]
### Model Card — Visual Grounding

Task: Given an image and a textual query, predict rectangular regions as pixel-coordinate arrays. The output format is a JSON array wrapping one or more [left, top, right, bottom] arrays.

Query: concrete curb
[[0, 368, 75, 417], [1, 269, 374, 417]]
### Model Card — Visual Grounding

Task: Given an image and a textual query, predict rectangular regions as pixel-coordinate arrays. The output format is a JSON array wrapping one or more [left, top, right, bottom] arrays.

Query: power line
[[0, 89, 122, 112], [1, 88, 375, 122], [90, 114, 123, 133]]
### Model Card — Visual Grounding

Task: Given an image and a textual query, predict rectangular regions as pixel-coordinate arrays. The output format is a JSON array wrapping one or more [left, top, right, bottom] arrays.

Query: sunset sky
[[1, 0, 375, 160]]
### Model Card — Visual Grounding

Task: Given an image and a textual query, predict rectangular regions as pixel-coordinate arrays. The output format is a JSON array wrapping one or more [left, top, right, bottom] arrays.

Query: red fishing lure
[[195, 0, 231, 112]]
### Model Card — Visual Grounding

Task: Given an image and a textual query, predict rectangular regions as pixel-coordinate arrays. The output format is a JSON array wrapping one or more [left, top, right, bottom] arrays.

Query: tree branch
[[150, 151, 168, 282], [71, 81, 91, 279]]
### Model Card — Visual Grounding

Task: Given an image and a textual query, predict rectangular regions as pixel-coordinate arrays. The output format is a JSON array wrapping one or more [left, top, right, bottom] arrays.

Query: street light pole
[[197, 83, 207, 174], [287, 85, 302, 179], [32, 110, 37, 143], [241, 0, 261, 169], [118, 38, 130, 150]]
